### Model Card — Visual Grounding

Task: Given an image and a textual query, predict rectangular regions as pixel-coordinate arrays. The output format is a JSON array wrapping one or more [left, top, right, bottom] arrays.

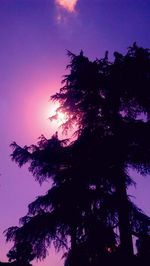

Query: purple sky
[[0, 1, 150, 265]]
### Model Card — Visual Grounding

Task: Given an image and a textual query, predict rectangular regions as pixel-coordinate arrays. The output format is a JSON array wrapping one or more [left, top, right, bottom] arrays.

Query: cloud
[[55, 0, 78, 12]]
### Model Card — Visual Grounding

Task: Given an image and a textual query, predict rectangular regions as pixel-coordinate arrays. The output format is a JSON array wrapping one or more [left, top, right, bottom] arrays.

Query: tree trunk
[[116, 173, 133, 257], [70, 224, 77, 266]]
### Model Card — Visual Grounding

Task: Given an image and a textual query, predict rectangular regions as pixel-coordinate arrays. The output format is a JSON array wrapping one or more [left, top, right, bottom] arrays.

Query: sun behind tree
[[5, 44, 150, 266]]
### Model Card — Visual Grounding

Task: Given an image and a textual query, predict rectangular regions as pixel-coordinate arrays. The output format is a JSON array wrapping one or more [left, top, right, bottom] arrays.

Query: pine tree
[[5, 44, 150, 265], [51, 44, 150, 257]]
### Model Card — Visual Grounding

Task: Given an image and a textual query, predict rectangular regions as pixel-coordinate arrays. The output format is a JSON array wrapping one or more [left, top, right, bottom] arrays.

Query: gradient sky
[[0, 0, 150, 265]]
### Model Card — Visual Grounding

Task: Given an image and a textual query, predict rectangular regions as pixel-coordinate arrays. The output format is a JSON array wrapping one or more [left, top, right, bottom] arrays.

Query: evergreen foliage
[[5, 43, 150, 265]]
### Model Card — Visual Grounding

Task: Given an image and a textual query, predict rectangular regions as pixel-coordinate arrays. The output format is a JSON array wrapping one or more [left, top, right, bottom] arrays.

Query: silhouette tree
[[51, 44, 150, 257], [5, 44, 150, 265], [5, 133, 119, 265], [7, 241, 35, 266]]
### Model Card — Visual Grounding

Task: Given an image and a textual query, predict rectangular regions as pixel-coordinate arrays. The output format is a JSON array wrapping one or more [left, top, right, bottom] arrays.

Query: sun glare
[[55, 0, 78, 12], [46, 103, 67, 127], [57, 110, 67, 124]]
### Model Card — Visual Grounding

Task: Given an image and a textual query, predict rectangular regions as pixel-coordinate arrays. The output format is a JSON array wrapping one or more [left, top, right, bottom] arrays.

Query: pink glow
[[55, 0, 78, 12], [0, 1, 150, 266]]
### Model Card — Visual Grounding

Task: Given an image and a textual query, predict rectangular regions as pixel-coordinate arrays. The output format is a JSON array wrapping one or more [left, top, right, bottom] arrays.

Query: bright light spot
[[55, 0, 78, 12], [43, 102, 77, 138], [46, 102, 67, 127], [57, 110, 67, 124]]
